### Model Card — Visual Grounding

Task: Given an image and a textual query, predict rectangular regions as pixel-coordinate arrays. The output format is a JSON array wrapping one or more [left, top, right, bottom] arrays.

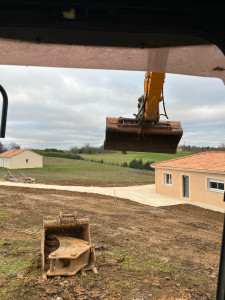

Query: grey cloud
[[0, 66, 225, 149]]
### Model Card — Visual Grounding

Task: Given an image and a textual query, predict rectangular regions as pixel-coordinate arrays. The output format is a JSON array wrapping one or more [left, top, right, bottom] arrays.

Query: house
[[151, 152, 225, 208], [0, 149, 43, 169]]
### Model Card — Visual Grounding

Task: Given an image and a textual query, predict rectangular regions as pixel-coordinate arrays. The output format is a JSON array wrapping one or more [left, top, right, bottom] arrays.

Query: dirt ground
[[0, 185, 224, 300]]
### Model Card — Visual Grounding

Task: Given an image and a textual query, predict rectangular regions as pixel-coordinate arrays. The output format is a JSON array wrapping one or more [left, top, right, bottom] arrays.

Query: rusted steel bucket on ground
[[41, 212, 97, 278], [104, 117, 183, 154]]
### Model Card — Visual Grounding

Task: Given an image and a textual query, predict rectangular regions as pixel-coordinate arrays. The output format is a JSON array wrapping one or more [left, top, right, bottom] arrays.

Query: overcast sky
[[0, 65, 224, 150]]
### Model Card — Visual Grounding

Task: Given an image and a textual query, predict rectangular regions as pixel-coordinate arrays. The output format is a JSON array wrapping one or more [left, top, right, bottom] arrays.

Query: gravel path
[[0, 181, 223, 212]]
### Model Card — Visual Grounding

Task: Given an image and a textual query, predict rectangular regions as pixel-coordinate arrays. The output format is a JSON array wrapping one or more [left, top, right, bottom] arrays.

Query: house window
[[208, 179, 224, 193], [164, 173, 172, 186], [26, 159, 29, 163]]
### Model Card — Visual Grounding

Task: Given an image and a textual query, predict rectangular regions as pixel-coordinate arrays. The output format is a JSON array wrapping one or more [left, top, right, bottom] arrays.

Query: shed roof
[[151, 152, 225, 173], [0, 149, 39, 158]]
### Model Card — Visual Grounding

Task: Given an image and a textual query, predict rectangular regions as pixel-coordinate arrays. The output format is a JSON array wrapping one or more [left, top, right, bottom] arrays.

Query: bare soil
[[0, 185, 223, 299]]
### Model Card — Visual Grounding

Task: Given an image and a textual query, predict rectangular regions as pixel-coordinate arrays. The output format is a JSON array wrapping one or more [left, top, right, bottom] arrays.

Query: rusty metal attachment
[[104, 117, 183, 154], [41, 212, 97, 278]]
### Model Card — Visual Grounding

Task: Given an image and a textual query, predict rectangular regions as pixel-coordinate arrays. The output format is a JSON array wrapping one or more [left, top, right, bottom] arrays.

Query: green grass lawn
[[0, 151, 190, 186], [80, 151, 191, 164], [0, 157, 154, 185]]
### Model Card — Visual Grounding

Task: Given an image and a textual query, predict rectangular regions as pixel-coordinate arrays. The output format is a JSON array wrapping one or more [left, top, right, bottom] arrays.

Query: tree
[[44, 148, 64, 153], [129, 159, 138, 169], [0, 142, 7, 153], [219, 143, 225, 151], [10, 142, 20, 149], [70, 146, 79, 154]]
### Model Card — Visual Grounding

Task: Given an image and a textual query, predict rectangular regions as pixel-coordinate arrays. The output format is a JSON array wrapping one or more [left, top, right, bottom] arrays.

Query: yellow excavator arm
[[143, 72, 165, 122], [104, 71, 183, 154]]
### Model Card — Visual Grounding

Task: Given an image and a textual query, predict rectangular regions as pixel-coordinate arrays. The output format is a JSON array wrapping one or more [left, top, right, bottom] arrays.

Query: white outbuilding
[[0, 149, 43, 169]]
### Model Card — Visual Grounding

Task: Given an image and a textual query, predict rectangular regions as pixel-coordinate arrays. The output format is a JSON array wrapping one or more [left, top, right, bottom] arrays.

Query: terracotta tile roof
[[0, 149, 28, 158], [151, 152, 225, 173]]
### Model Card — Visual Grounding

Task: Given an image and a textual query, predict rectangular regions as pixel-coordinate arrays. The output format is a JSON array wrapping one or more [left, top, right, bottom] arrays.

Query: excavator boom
[[104, 72, 183, 154], [143, 72, 165, 122]]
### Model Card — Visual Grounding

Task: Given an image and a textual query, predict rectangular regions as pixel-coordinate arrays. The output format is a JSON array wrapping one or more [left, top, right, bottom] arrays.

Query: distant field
[[0, 157, 154, 186], [0, 152, 190, 186], [80, 151, 191, 164]]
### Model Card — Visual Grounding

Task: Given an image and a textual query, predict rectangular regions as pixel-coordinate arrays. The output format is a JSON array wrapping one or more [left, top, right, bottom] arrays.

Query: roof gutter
[[151, 165, 225, 175]]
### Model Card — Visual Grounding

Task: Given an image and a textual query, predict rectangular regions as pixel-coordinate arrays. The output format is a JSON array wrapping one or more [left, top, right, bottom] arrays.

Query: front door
[[183, 175, 189, 198]]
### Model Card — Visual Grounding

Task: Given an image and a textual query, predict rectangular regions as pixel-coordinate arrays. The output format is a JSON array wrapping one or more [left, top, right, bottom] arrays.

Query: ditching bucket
[[41, 212, 97, 278], [104, 117, 183, 154]]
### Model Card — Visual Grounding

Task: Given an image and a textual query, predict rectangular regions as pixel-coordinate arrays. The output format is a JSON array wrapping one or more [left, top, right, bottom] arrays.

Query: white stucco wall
[[0, 157, 11, 168], [0, 150, 43, 169], [10, 150, 43, 169], [155, 168, 225, 208]]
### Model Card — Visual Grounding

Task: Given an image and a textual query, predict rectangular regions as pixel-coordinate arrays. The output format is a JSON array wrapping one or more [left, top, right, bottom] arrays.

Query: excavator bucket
[[104, 117, 183, 154], [41, 212, 97, 278]]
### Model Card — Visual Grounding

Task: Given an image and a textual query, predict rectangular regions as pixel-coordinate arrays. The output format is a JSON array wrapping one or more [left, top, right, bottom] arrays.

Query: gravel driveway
[[0, 181, 223, 212]]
